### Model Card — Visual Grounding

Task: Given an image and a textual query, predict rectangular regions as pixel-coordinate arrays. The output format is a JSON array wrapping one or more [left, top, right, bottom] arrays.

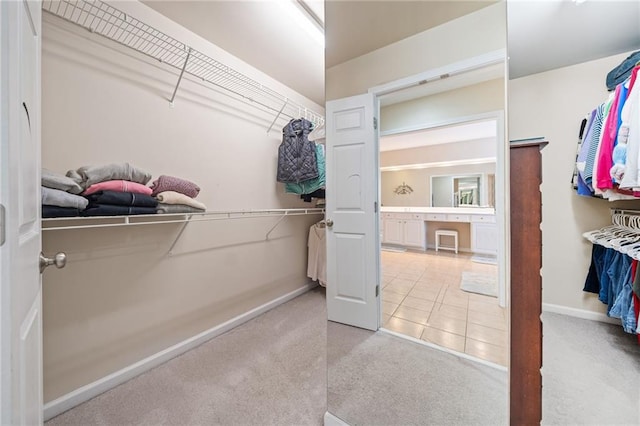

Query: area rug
[[460, 272, 498, 297], [471, 255, 498, 265]]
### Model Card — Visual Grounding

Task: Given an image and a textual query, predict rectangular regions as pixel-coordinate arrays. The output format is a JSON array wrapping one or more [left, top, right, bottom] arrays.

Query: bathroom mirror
[[431, 174, 484, 207], [325, 2, 508, 425]]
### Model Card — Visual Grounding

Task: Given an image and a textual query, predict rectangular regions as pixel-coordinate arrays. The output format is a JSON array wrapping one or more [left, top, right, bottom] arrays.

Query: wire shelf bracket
[[42, 0, 325, 129], [169, 47, 192, 106]]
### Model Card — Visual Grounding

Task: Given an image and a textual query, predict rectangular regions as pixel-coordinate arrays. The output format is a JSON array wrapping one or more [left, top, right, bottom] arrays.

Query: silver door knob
[[325, 219, 334, 228], [39, 252, 67, 273]]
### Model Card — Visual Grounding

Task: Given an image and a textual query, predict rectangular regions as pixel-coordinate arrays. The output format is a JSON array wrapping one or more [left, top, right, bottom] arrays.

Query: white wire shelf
[[41, 208, 325, 231], [41, 0, 324, 130]]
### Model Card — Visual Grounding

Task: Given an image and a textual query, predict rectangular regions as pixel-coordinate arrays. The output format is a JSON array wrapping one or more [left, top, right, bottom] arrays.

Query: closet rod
[[41, 0, 325, 127]]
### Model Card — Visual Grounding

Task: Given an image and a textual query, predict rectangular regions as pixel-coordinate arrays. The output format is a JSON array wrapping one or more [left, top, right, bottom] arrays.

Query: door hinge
[[375, 285, 379, 297], [373, 117, 378, 130], [0, 204, 5, 246], [374, 201, 378, 213]]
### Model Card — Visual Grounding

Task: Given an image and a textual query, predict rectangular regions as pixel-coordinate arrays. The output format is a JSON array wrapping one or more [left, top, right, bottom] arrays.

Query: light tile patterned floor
[[381, 249, 508, 366]]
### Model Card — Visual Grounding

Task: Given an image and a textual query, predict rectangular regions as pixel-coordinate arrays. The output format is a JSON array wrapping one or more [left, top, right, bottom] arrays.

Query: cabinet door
[[472, 223, 498, 255], [403, 220, 425, 248], [383, 219, 404, 245]]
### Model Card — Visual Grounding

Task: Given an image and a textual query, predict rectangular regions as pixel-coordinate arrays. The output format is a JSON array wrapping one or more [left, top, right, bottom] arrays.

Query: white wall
[[41, 3, 322, 402], [381, 79, 504, 133], [326, 2, 506, 101], [509, 51, 640, 314], [380, 138, 496, 168], [381, 162, 495, 208]]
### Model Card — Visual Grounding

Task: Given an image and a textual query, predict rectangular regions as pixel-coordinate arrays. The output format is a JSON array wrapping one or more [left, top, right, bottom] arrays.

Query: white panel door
[[326, 93, 379, 331], [1, 1, 43, 424]]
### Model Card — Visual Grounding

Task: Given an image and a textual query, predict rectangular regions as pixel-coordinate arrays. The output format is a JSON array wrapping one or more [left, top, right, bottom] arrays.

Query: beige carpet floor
[[46, 287, 327, 426]]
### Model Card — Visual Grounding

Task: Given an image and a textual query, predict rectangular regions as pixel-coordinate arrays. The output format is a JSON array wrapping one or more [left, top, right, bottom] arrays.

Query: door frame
[[365, 48, 511, 415], [367, 48, 508, 307], [377, 110, 507, 307]]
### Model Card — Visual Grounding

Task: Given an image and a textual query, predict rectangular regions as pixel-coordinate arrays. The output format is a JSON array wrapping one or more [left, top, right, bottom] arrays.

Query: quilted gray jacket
[[277, 118, 318, 184]]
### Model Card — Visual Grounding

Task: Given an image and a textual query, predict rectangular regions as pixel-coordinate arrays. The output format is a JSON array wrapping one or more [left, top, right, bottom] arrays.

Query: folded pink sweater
[[83, 180, 153, 196]]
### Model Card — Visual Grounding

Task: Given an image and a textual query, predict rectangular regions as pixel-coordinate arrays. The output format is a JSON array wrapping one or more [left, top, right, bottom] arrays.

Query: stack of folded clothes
[[150, 175, 206, 214], [66, 163, 158, 217], [41, 169, 88, 218]]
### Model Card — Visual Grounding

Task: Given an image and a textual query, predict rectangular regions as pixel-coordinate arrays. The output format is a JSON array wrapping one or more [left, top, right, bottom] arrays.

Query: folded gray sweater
[[42, 168, 83, 194], [156, 203, 205, 214], [41, 187, 88, 210], [66, 163, 152, 189]]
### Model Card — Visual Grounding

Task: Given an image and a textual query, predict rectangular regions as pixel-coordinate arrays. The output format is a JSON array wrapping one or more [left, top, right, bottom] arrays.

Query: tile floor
[[381, 249, 508, 366]]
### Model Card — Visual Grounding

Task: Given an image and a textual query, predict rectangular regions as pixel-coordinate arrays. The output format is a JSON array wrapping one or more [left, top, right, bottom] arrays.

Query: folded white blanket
[[155, 191, 206, 210], [41, 187, 88, 210]]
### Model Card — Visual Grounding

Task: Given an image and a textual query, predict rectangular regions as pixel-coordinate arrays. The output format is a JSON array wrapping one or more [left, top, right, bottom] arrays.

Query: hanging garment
[[307, 222, 326, 287], [285, 143, 325, 195], [276, 118, 318, 184], [606, 50, 640, 91]]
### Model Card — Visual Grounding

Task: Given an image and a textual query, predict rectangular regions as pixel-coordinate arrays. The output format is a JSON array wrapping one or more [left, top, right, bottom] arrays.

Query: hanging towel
[[156, 203, 205, 214], [42, 169, 83, 194], [155, 191, 207, 211], [67, 163, 152, 189], [41, 187, 88, 210], [82, 205, 157, 216], [83, 180, 153, 196], [85, 190, 158, 208], [150, 175, 200, 198]]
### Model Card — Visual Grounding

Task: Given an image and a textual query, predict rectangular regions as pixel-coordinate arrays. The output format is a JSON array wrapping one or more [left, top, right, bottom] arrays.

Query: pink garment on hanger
[[596, 85, 623, 190]]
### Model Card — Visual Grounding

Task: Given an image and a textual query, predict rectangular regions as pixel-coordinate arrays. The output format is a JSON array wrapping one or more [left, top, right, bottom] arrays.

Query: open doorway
[[378, 115, 507, 366]]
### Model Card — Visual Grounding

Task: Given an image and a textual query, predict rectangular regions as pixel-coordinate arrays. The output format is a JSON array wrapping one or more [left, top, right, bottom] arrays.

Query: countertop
[[380, 206, 495, 215]]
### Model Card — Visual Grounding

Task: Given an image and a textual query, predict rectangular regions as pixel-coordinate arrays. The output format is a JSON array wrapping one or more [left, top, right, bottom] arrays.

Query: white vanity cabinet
[[381, 213, 426, 249], [470, 215, 498, 255]]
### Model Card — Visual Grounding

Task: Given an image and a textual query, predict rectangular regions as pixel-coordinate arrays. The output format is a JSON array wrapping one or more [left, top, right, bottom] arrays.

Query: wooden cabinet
[[381, 213, 426, 249], [510, 140, 547, 425]]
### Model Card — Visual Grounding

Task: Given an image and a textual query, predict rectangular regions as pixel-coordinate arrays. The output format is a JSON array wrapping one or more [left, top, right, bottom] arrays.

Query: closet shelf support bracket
[[169, 47, 192, 107], [167, 214, 193, 256], [265, 214, 288, 240], [267, 99, 288, 134]]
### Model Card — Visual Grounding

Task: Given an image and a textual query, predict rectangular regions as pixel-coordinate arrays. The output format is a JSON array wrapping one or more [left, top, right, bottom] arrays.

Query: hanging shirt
[[596, 85, 623, 190], [307, 222, 326, 287]]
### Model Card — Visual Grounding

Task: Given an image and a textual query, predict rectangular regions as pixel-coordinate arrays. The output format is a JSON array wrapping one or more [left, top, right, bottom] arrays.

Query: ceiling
[[142, 0, 325, 106], [507, 1, 640, 80], [324, 1, 496, 69], [142, 1, 640, 108]]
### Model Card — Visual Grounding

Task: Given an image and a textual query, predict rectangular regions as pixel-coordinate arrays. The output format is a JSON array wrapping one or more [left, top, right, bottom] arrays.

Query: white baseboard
[[43, 282, 318, 421], [325, 411, 350, 426], [542, 303, 620, 325]]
